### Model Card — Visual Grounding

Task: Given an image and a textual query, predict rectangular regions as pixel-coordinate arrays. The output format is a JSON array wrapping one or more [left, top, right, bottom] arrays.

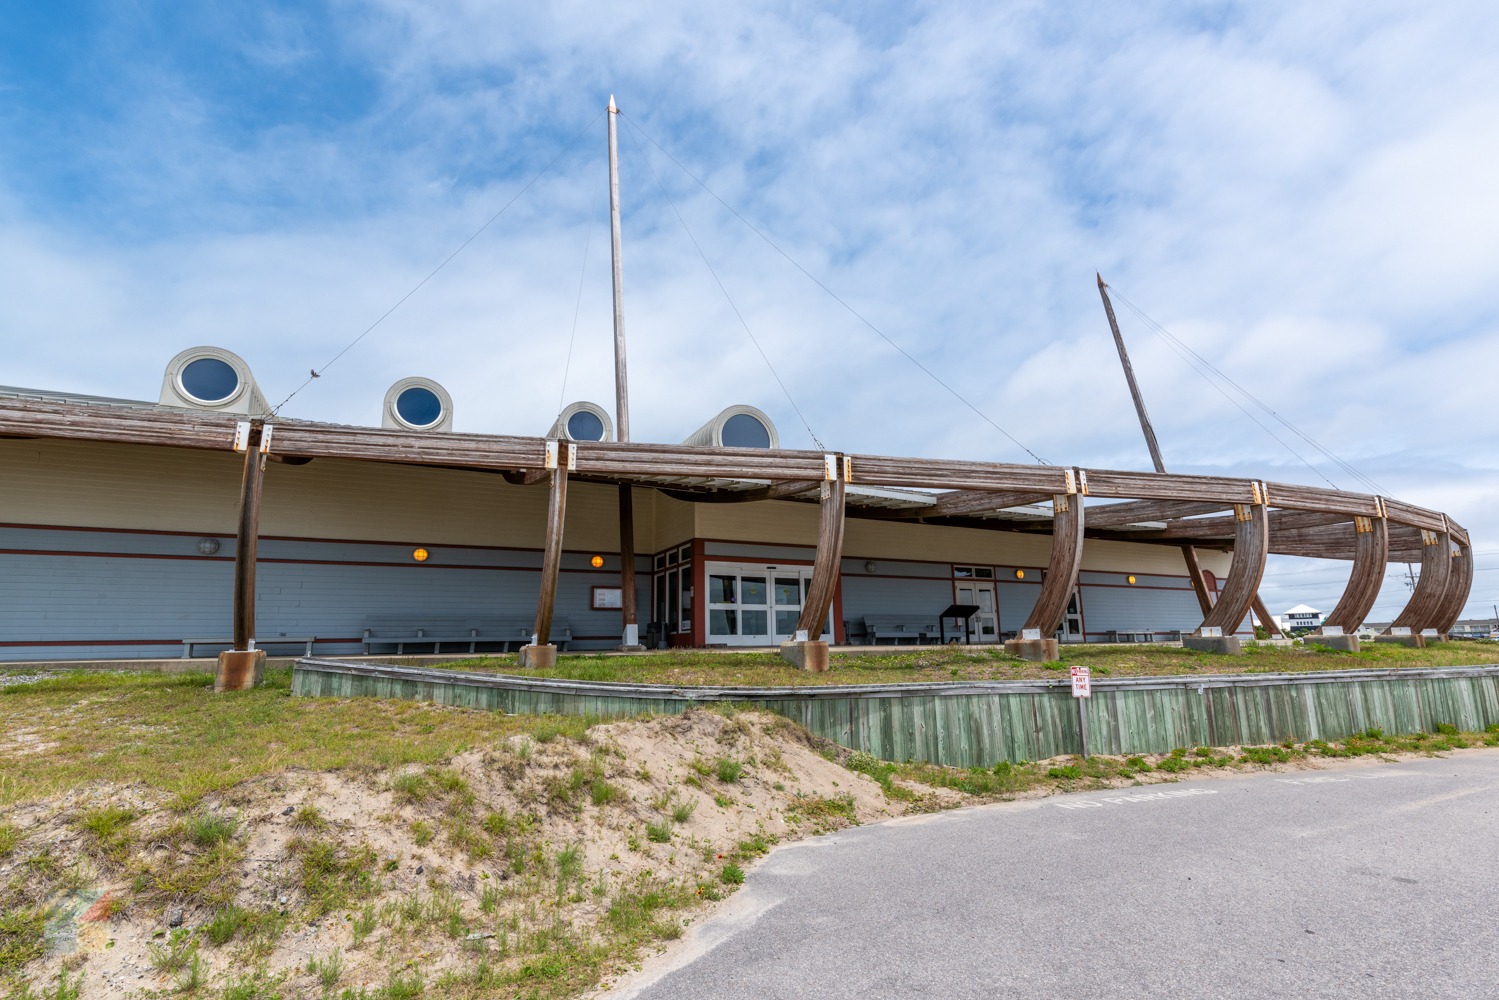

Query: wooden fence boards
[[292, 660, 1499, 767]]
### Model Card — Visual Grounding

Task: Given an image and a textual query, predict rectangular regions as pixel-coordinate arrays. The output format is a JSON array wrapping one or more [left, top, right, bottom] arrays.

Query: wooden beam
[[1086, 499, 1237, 527], [794, 478, 847, 639], [502, 469, 551, 485], [1262, 481, 1383, 517], [1381, 497, 1446, 532], [618, 484, 636, 641], [1433, 540, 1474, 634], [1200, 504, 1268, 635], [533, 466, 569, 646], [1082, 469, 1261, 503], [1180, 543, 1216, 617], [233, 424, 266, 651], [1250, 594, 1285, 638], [1387, 531, 1451, 633], [1322, 516, 1389, 632], [657, 480, 820, 504], [1022, 493, 1085, 635]]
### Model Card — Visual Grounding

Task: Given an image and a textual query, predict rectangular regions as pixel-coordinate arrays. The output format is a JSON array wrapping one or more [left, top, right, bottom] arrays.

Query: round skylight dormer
[[547, 402, 614, 442], [682, 405, 780, 449], [158, 347, 269, 415], [382, 377, 454, 432]]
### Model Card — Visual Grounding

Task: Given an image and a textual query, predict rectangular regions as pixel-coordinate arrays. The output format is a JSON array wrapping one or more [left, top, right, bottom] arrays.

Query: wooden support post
[[1387, 530, 1452, 635], [219, 421, 267, 691], [233, 427, 265, 651], [794, 477, 847, 640], [1197, 502, 1268, 640], [524, 463, 569, 668], [1322, 515, 1390, 633], [1004, 490, 1084, 662], [618, 483, 640, 648]]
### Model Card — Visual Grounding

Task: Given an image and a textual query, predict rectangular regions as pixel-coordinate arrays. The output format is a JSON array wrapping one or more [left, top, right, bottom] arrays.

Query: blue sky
[[3, 1, 1497, 621]]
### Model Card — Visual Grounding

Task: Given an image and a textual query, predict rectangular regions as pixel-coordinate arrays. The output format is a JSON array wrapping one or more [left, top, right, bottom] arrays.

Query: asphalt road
[[621, 752, 1499, 999]]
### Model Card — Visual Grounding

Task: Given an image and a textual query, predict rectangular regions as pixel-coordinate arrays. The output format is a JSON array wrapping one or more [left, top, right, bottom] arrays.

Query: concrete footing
[[214, 649, 266, 691], [517, 644, 557, 668], [779, 640, 829, 672], [1183, 636, 1242, 655], [614, 645, 647, 653], [1309, 634, 1361, 653], [1003, 638, 1060, 662], [1374, 635, 1426, 648]]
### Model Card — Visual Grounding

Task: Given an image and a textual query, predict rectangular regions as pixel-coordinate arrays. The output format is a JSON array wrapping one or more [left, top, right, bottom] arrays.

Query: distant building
[[1448, 619, 1498, 639], [1280, 604, 1324, 633]]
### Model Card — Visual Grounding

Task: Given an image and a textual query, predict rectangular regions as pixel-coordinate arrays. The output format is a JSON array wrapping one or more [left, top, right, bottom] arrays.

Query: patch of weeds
[[410, 821, 434, 847], [734, 834, 775, 859], [391, 773, 427, 803], [445, 819, 490, 860], [1123, 756, 1153, 773], [591, 776, 622, 806], [555, 844, 583, 897], [295, 804, 326, 829], [188, 812, 239, 847], [42, 969, 81, 1000], [205, 905, 246, 946], [720, 863, 745, 885], [222, 968, 283, 1000], [687, 757, 713, 778], [606, 881, 697, 942], [76, 806, 136, 860], [716, 759, 743, 783], [0, 906, 48, 971], [671, 799, 698, 824], [176, 953, 206, 993], [0, 824, 19, 858], [646, 820, 672, 844], [308, 948, 344, 988], [239, 910, 287, 960], [1046, 765, 1082, 779], [480, 883, 500, 914], [147, 928, 198, 972], [1240, 745, 1300, 765], [534, 724, 561, 743], [350, 905, 377, 947], [292, 839, 380, 917], [712, 794, 734, 809]]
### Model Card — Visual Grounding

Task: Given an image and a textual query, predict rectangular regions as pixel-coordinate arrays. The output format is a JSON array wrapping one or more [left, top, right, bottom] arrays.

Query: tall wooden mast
[[607, 95, 639, 646], [1096, 274, 1282, 637]]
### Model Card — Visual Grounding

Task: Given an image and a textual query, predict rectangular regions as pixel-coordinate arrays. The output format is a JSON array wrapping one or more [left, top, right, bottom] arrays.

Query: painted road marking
[[1054, 788, 1218, 809]]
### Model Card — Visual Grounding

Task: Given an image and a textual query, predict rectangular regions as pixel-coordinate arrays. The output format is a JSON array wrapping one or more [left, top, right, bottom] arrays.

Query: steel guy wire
[[270, 109, 607, 417], [619, 115, 824, 450], [1108, 287, 1391, 498], [557, 157, 606, 417], [618, 111, 1048, 465]]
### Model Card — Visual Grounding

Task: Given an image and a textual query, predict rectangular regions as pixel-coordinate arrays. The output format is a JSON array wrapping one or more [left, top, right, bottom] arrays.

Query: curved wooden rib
[[1320, 516, 1389, 632], [1387, 531, 1452, 633], [1199, 503, 1268, 635], [1432, 539, 1473, 635], [794, 478, 846, 639], [1022, 493, 1085, 634]]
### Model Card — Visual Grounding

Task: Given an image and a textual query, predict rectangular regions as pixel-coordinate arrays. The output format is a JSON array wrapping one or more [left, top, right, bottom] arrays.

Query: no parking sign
[[1070, 665, 1091, 698]]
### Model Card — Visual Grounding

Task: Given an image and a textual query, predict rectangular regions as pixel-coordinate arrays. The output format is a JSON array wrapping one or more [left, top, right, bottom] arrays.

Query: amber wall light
[[591, 555, 604, 568], [1014, 569, 1025, 579], [412, 548, 429, 562], [1127, 575, 1137, 584]]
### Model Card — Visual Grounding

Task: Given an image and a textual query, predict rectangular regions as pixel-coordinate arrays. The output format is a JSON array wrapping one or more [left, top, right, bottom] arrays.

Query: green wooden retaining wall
[[291, 658, 1499, 768]]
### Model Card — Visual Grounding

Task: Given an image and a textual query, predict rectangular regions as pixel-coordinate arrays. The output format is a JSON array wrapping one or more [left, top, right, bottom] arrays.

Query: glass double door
[[706, 563, 827, 645], [956, 581, 999, 642]]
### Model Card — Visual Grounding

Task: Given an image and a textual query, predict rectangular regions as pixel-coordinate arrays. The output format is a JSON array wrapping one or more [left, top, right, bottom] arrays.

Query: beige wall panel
[[0, 438, 243, 534], [694, 499, 821, 547], [0, 438, 627, 551], [643, 491, 698, 554]]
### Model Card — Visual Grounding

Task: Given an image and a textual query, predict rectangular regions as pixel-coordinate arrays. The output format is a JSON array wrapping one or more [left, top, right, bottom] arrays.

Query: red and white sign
[[1070, 665, 1091, 698]]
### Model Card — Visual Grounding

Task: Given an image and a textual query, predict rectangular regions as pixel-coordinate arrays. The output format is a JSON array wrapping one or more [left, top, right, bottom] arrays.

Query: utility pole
[[1096, 274, 1282, 637], [607, 95, 640, 648]]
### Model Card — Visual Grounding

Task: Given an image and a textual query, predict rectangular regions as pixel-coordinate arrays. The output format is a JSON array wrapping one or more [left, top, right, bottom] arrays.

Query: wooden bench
[[361, 616, 573, 654], [861, 615, 943, 645], [182, 637, 316, 658], [1105, 629, 1184, 643]]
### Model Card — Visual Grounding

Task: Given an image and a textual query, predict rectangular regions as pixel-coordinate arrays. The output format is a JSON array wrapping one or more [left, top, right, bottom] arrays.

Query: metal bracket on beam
[[545, 440, 559, 470], [823, 454, 838, 480], [233, 422, 252, 452], [258, 424, 274, 454]]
